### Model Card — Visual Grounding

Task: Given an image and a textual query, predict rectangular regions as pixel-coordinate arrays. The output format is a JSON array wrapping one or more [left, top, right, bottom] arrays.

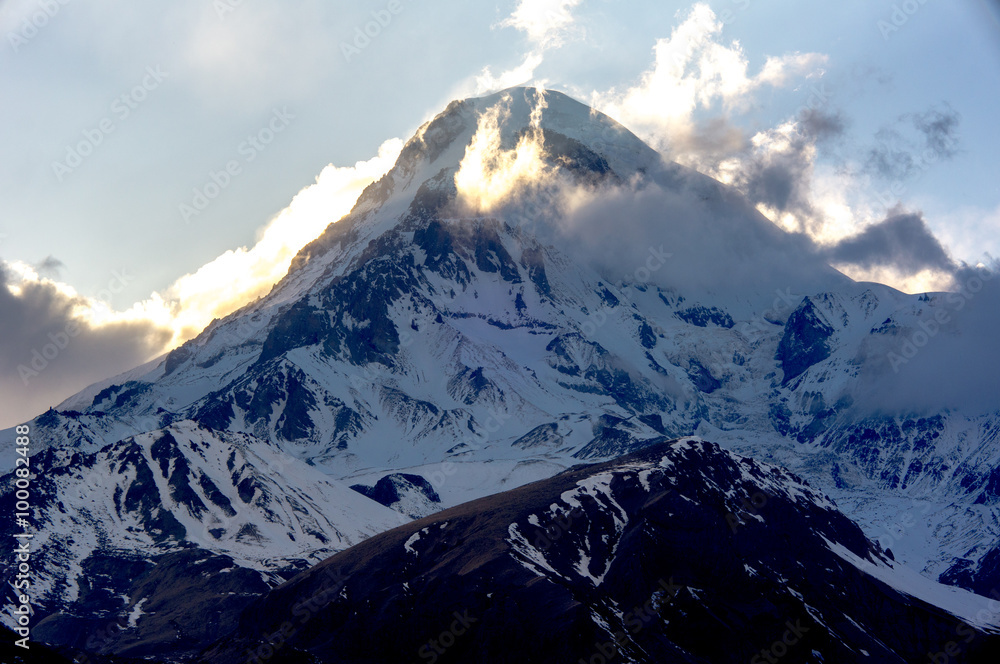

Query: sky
[[1, 0, 999, 427]]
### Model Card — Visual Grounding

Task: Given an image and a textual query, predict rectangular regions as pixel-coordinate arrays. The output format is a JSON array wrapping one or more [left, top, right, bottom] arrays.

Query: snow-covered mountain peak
[[390, 87, 659, 181], [6, 87, 1000, 649], [288, 87, 659, 267]]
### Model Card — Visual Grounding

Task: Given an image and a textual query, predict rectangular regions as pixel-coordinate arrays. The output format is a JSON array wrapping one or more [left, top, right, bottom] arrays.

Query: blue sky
[[1, 0, 999, 425]]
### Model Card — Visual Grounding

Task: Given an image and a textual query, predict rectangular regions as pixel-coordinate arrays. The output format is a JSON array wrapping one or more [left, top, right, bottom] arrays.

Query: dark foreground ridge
[[0, 624, 158, 664], [200, 439, 1000, 664]]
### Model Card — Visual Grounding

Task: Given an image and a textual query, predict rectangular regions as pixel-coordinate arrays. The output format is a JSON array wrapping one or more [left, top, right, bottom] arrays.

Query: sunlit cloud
[[454, 93, 551, 213], [497, 0, 584, 50], [582, 3, 971, 293], [475, 52, 545, 95], [472, 0, 584, 95], [133, 138, 405, 344], [585, 4, 841, 252], [591, 3, 826, 160], [830, 265, 954, 295], [3, 138, 403, 350]]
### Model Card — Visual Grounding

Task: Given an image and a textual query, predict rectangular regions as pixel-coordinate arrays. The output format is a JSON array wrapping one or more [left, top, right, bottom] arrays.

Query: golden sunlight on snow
[[454, 92, 551, 214]]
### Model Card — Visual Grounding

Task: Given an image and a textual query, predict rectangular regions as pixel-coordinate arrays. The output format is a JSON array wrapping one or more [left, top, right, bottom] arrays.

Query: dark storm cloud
[[727, 108, 846, 233], [865, 128, 915, 180], [821, 209, 956, 274], [865, 106, 960, 181], [35, 255, 64, 278], [0, 264, 171, 426], [738, 142, 815, 228], [865, 129, 915, 180], [912, 107, 960, 158], [673, 116, 747, 165], [798, 108, 846, 143], [519, 170, 839, 306]]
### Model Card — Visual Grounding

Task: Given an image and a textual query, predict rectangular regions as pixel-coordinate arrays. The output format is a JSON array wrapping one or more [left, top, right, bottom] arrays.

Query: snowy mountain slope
[[0, 420, 407, 655], [3, 87, 999, 645]]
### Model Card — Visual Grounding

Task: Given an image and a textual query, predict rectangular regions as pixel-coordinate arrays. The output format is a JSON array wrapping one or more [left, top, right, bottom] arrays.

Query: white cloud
[[590, 3, 826, 158], [582, 3, 895, 282], [472, 0, 584, 96], [498, 0, 584, 49], [756, 53, 828, 87], [475, 52, 545, 95], [584, 3, 971, 294]]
